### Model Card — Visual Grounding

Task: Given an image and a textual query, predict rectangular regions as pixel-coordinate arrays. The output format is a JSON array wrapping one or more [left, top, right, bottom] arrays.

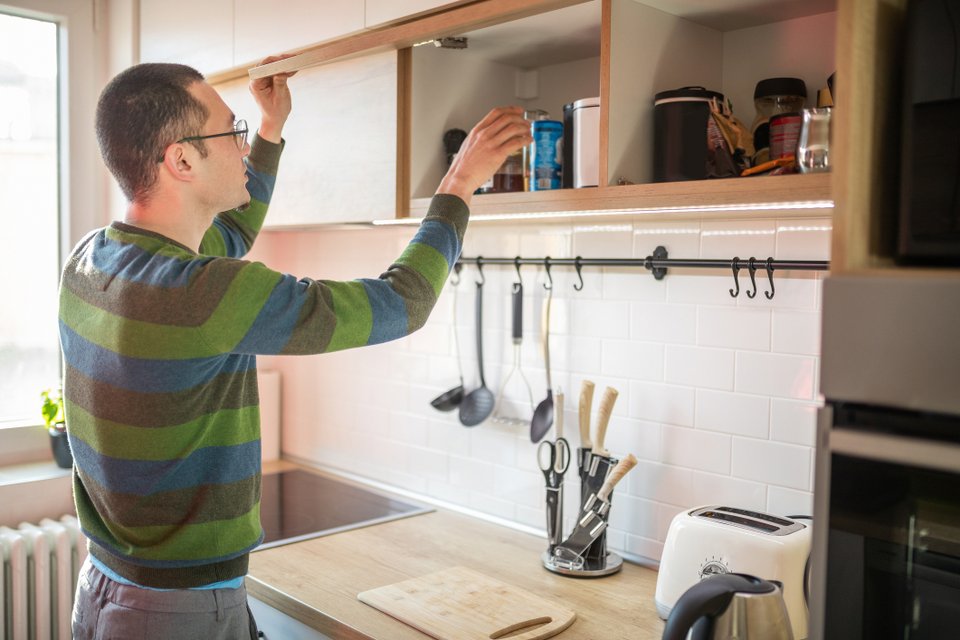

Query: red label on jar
[[769, 113, 803, 159]]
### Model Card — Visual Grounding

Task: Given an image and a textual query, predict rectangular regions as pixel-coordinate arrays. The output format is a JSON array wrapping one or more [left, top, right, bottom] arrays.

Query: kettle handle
[[662, 574, 773, 640]]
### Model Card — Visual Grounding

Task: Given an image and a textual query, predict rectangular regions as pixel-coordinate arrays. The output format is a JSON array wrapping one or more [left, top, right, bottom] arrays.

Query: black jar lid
[[754, 77, 807, 99], [654, 86, 724, 104]]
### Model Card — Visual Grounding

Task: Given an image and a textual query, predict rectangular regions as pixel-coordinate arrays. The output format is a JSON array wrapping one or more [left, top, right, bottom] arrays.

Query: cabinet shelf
[[405, 172, 831, 223]]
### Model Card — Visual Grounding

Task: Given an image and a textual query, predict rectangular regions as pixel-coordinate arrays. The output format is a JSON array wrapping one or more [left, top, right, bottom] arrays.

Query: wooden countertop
[[247, 467, 665, 639]]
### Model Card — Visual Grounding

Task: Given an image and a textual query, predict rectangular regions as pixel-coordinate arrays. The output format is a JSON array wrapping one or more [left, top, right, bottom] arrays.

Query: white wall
[[249, 211, 830, 562]]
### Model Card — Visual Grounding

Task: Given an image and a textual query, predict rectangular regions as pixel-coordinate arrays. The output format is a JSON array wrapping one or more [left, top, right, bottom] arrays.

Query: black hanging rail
[[454, 246, 829, 300]]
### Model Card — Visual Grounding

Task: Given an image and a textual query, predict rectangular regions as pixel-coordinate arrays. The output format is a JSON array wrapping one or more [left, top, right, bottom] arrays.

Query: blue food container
[[530, 120, 563, 191]]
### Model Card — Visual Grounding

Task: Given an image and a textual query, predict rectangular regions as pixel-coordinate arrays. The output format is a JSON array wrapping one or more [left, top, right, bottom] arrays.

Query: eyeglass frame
[[158, 119, 248, 162]]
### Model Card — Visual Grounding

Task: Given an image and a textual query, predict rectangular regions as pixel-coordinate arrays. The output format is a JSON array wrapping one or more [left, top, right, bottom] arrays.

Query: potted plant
[[41, 388, 72, 469]]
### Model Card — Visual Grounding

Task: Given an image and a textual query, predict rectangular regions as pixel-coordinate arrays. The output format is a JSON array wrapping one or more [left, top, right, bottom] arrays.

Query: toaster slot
[[699, 510, 779, 532], [691, 506, 808, 536], [714, 506, 796, 527]]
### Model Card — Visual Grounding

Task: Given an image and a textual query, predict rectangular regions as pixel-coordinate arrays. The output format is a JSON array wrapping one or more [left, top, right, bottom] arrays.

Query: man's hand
[[250, 55, 298, 144], [437, 106, 533, 204]]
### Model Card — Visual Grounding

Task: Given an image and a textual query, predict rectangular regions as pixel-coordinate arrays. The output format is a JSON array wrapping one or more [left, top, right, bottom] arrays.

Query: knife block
[[542, 451, 623, 578]]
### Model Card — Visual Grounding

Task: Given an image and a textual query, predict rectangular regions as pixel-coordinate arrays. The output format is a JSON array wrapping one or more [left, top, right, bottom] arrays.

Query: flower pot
[[48, 426, 72, 469]]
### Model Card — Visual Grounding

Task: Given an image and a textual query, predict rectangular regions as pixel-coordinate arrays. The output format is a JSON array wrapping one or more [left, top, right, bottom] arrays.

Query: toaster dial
[[699, 557, 729, 580]]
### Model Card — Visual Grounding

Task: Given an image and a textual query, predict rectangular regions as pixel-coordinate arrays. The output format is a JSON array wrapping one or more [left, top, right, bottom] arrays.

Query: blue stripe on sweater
[[84, 531, 265, 568], [70, 436, 261, 496], [361, 279, 409, 345], [233, 274, 306, 354], [90, 235, 210, 289], [59, 322, 255, 393], [210, 218, 246, 257], [245, 164, 275, 205], [411, 219, 460, 268]]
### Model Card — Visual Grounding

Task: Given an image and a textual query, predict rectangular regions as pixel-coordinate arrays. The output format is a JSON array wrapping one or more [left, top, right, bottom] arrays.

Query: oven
[[810, 276, 960, 639]]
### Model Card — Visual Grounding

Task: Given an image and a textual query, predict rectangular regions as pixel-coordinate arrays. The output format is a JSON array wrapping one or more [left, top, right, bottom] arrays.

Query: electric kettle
[[662, 573, 794, 640]]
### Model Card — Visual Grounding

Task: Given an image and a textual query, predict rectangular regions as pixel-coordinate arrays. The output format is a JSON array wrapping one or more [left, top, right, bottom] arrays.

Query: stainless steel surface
[[821, 276, 960, 415], [710, 589, 795, 640], [541, 550, 623, 577], [690, 506, 808, 536]]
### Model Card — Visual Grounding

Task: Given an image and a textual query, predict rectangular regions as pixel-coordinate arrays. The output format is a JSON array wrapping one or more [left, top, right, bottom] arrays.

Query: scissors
[[537, 389, 571, 488]]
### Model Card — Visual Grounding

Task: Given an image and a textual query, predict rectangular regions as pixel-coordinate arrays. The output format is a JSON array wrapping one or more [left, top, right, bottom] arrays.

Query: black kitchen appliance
[[653, 86, 726, 182], [898, 0, 960, 264], [258, 469, 431, 549], [810, 276, 960, 639]]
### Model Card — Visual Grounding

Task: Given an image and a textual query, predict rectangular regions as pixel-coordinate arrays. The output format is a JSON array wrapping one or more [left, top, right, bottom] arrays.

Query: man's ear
[[160, 144, 195, 182]]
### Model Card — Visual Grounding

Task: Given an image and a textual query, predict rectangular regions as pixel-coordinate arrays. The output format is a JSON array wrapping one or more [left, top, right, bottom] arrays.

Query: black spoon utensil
[[430, 272, 464, 412], [530, 277, 555, 442], [459, 277, 495, 426]]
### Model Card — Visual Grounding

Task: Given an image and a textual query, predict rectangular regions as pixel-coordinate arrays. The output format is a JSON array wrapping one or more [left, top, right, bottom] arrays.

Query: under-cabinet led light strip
[[371, 199, 835, 225]]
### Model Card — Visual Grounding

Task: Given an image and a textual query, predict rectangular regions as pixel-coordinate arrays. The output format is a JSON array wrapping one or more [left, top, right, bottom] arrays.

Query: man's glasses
[[159, 119, 248, 161], [178, 119, 248, 151]]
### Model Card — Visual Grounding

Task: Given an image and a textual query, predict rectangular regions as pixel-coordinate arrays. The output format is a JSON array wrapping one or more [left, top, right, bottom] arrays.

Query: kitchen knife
[[553, 454, 638, 568], [578, 380, 595, 472], [592, 386, 618, 458]]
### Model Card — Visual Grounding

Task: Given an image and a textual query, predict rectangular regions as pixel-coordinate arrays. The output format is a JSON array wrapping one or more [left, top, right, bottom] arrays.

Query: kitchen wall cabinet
[[140, 0, 234, 76], [365, 0, 470, 29], [233, 0, 364, 69], [215, 51, 399, 226], [829, 0, 960, 278], [140, 0, 366, 77]]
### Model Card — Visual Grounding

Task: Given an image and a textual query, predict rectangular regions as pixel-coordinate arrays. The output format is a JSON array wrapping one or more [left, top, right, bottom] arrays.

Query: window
[[0, 12, 60, 426]]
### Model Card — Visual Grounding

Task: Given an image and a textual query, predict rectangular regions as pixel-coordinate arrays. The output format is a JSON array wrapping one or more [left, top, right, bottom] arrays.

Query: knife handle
[[555, 389, 564, 440], [593, 386, 618, 456], [598, 453, 637, 502], [578, 380, 595, 449]]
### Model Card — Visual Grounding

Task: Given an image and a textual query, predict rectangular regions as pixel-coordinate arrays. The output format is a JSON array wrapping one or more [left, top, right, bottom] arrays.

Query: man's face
[[188, 81, 250, 212]]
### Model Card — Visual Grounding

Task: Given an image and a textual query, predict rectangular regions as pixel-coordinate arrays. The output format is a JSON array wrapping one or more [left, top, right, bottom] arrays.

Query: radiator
[[0, 515, 86, 640]]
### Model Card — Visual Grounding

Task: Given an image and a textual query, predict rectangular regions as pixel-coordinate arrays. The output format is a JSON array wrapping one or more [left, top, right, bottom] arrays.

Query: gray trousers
[[72, 560, 260, 640]]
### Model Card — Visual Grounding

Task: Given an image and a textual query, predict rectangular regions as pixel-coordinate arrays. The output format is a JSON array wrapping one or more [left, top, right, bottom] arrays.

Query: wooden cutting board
[[358, 566, 576, 640]]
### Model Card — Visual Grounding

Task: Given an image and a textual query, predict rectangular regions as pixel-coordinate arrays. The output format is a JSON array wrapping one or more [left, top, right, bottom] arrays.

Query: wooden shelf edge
[[407, 172, 833, 221]]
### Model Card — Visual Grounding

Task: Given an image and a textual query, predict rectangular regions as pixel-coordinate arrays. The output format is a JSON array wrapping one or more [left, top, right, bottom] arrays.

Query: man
[[60, 56, 531, 639]]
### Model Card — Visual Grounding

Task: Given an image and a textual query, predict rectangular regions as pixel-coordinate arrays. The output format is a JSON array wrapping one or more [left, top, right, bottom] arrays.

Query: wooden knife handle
[[578, 380, 595, 449], [555, 389, 564, 440], [593, 386, 618, 456], [597, 453, 637, 502]]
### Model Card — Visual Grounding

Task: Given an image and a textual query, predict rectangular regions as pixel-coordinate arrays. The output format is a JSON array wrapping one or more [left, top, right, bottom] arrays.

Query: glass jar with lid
[[750, 77, 807, 134]]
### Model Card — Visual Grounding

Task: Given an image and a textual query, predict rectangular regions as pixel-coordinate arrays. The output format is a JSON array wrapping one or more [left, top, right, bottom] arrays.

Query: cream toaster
[[655, 506, 812, 639]]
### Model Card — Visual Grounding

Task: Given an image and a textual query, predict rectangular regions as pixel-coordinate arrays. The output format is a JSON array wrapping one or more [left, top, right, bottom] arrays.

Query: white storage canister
[[572, 97, 600, 188]]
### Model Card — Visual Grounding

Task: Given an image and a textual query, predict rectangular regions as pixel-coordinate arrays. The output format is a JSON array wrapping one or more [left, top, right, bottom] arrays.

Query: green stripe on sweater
[[66, 401, 259, 460], [395, 242, 449, 296], [324, 280, 373, 351]]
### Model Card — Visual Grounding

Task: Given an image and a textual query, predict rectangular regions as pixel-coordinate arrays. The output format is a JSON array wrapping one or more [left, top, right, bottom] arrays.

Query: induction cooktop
[[258, 469, 432, 550]]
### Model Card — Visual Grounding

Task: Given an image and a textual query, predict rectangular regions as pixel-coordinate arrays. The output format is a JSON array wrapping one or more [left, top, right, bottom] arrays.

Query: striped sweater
[[59, 135, 468, 588]]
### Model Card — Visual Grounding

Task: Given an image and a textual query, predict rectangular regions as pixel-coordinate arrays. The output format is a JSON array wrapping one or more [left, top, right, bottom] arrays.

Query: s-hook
[[764, 257, 776, 300], [729, 257, 741, 298], [573, 256, 584, 291], [451, 261, 462, 286], [475, 256, 485, 286], [746, 257, 758, 299], [514, 256, 524, 286], [543, 256, 554, 290]]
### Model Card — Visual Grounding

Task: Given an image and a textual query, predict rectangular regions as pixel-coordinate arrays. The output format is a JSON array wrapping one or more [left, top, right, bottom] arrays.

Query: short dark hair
[[95, 63, 209, 202]]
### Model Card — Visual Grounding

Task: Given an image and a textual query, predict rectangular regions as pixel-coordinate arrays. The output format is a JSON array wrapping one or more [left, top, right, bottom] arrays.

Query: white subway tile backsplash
[[630, 382, 695, 426], [570, 300, 631, 339], [631, 302, 698, 344], [700, 220, 777, 258], [690, 471, 767, 511], [628, 461, 693, 506], [258, 213, 830, 566], [775, 218, 832, 261], [766, 486, 814, 518], [736, 352, 817, 400], [601, 339, 664, 381], [665, 345, 735, 391], [731, 438, 811, 491], [771, 309, 821, 355], [662, 425, 731, 475], [602, 268, 667, 302], [770, 399, 819, 447], [695, 390, 770, 438], [698, 306, 771, 351]]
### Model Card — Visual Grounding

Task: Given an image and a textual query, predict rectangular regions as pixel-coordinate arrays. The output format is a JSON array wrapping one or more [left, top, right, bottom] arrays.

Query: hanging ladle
[[459, 259, 496, 426], [530, 258, 555, 443], [430, 263, 464, 411]]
